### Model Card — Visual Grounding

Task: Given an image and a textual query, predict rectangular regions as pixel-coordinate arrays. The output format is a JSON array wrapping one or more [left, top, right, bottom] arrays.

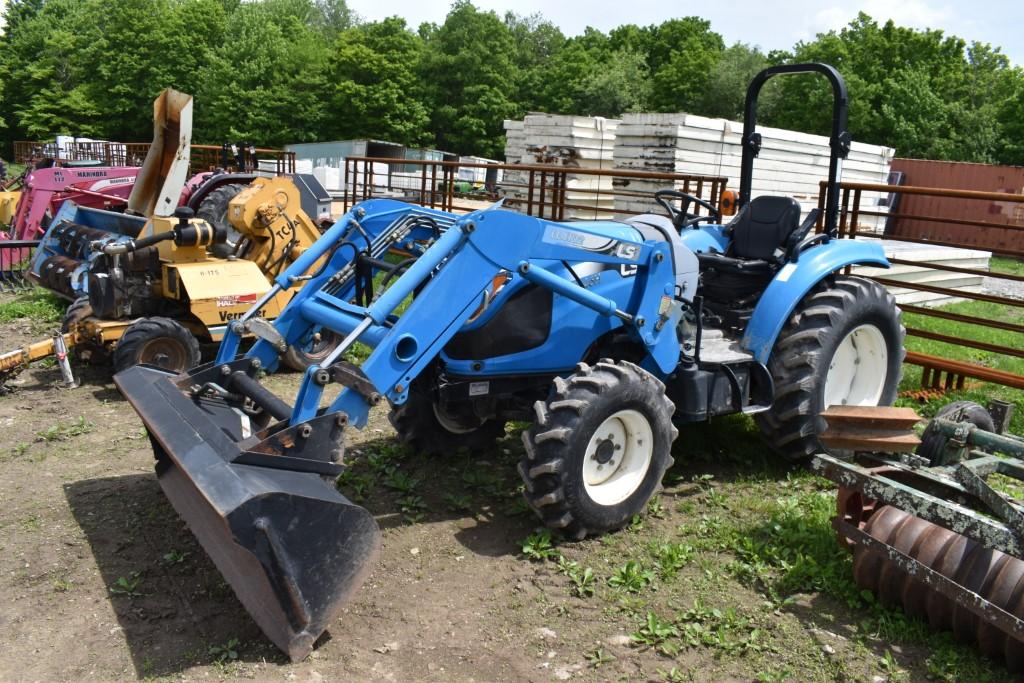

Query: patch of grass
[[675, 601, 769, 655], [989, 256, 1024, 277], [52, 576, 74, 592], [207, 637, 239, 665], [36, 416, 94, 442], [631, 611, 679, 648], [397, 494, 427, 523], [608, 560, 655, 593], [897, 297, 1024, 433], [649, 541, 695, 580], [520, 529, 560, 562], [0, 288, 64, 324], [585, 647, 615, 668], [382, 469, 419, 493], [901, 299, 1023, 375], [109, 572, 145, 598], [19, 514, 41, 532], [658, 667, 687, 683], [161, 549, 188, 566], [442, 492, 473, 512], [556, 556, 597, 597]]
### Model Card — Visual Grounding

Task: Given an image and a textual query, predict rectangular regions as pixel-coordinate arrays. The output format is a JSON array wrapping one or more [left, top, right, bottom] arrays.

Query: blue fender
[[741, 240, 889, 363]]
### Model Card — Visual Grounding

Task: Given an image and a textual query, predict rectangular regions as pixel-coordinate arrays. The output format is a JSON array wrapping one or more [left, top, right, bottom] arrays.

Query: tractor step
[[697, 328, 753, 364]]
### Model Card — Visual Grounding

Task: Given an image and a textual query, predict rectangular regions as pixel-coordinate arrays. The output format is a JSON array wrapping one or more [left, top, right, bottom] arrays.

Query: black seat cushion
[[696, 252, 775, 303], [730, 195, 802, 260]]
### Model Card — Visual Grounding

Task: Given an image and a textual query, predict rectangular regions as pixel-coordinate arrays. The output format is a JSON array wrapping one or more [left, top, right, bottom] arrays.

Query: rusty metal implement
[[813, 405, 1024, 670]]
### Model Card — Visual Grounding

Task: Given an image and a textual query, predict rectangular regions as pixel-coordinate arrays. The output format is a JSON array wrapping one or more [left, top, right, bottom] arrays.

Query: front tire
[[61, 296, 109, 364], [756, 275, 905, 461], [519, 360, 677, 540], [113, 317, 201, 373]]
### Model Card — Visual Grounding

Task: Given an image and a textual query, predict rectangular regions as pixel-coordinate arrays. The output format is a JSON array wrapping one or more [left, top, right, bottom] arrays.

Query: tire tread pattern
[[519, 360, 678, 540], [755, 275, 906, 460], [113, 316, 201, 373]]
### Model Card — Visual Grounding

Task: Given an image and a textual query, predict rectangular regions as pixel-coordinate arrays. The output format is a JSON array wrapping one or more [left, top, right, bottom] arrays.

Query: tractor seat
[[697, 196, 807, 304]]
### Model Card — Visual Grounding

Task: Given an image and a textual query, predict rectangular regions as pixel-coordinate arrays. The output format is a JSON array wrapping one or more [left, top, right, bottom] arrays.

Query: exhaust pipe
[[115, 360, 380, 660]]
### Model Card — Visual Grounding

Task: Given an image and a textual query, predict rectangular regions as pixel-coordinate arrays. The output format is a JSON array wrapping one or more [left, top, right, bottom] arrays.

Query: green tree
[[646, 18, 725, 112], [326, 17, 430, 145], [538, 29, 650, 117], [311, 0, 358, 41], [73, 0, 228, 140], [1, 0, 99, 139], [696, 43, 771, 120], [419, 1, 516, 156], [195, 0, 329, 146], [577, 50, 651, 117], [769, 13, 1018, 162], [993, 65, 1024, 165], [505, 11, 565, 115]]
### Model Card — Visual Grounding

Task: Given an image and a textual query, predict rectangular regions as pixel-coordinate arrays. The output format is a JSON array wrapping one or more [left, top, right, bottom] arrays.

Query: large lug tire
[[61, 296, 93, 333], [388, 379, 506, 455], [917, 400, 995, 466], [519, 360, 678, 540], [196, 183, 246, 258], [61, 296, 108, 364], [281, 328, 343, 371], [113, 317, 201, 374], [756, 275, 905, 461]]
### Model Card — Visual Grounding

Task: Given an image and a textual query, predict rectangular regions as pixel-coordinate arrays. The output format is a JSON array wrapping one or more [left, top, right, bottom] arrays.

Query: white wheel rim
[[582, 409, 654, 506], [824, 323, 888, 407], [432, 403, 477, 434]]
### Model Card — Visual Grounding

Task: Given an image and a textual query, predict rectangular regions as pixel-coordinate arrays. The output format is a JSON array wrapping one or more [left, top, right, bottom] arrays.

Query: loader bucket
[[114, 363, 381, 661]]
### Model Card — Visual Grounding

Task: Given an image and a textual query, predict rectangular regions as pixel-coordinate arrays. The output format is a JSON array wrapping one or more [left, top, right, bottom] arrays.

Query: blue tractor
[[116, 64, 903, 660]]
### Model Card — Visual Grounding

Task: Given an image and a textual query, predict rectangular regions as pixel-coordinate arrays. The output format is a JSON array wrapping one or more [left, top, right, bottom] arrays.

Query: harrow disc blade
[[116, 364, 381, 661]]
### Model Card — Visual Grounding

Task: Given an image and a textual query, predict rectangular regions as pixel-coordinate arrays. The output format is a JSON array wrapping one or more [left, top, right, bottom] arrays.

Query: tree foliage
[[0, 2, 1021, 164]]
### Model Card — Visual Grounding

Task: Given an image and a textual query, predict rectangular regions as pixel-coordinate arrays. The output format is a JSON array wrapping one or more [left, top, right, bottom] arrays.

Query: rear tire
[[756, 275, 905, 461], [519, 360, 677, 540], [113, 317, 201, 373], [388, 377, 506, 455], [196, 183, 246, 258]]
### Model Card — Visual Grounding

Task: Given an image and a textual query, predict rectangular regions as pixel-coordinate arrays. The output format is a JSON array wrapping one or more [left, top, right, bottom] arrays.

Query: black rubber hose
[[379, 257, 417, 289], [130, 230, 176, 251]]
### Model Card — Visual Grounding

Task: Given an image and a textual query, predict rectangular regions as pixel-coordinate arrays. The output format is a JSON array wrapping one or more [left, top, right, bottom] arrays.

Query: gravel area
[[983, 275, 1024, 300]]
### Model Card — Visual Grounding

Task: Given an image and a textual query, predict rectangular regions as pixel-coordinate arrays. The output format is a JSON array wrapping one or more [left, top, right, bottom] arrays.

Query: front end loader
[[115, 63, 905, 659]]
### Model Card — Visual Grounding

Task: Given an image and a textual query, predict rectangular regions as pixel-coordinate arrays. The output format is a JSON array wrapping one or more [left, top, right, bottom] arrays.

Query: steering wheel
[[654, 189, 722, 230]]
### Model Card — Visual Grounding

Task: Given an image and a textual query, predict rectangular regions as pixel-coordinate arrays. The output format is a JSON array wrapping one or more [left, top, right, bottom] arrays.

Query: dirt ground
[[0, 305, 1016, 683]]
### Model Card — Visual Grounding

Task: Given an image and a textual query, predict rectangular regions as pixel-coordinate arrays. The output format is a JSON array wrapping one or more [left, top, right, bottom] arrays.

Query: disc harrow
[[814, 403, 1024, 670]]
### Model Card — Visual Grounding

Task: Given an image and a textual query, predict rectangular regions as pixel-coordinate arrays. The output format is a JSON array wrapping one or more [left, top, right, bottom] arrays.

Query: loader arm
[[281, 203, 679, 428]]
